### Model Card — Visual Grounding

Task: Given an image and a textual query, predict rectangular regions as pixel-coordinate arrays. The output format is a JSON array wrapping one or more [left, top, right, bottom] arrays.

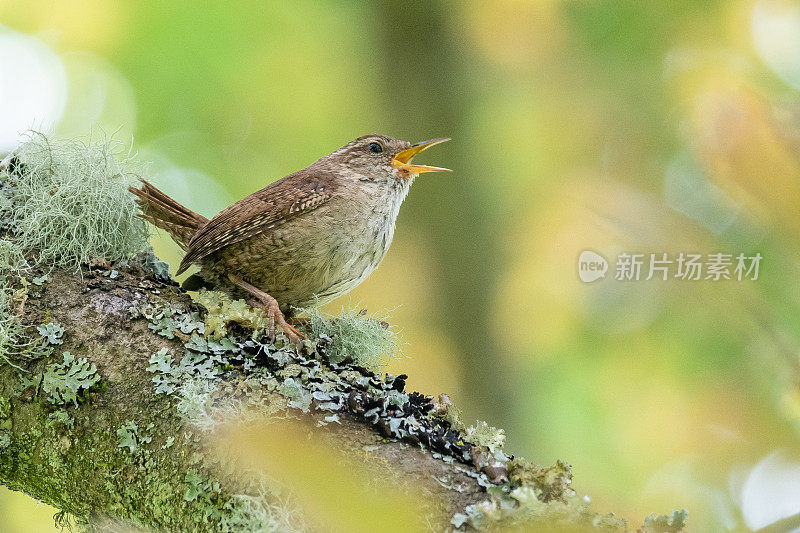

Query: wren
[[130, 134, 450, 343]]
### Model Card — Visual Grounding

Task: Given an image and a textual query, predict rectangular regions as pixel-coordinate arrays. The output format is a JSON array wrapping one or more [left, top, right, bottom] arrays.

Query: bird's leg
[[228, 274, 306, 344], [246, 296, 306, 339]]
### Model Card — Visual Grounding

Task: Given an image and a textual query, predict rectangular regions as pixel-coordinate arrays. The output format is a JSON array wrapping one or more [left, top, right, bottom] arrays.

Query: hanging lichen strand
[[2, 132, 149, 270]]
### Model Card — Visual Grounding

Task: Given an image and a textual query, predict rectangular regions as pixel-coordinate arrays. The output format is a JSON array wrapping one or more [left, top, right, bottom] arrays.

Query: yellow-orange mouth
[[391, 137, 451, 175]]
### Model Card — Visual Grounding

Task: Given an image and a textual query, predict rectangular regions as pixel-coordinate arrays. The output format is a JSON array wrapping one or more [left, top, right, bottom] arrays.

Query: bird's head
[[325, 134, 450, 184]]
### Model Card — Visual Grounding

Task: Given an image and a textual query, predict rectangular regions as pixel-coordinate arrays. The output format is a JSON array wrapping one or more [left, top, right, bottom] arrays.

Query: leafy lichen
[[0, 240, 48, 369], [506, 458, 573, 503], [430, 393, 468, 434], [450, 487, 628, 531], [195, 289, 271, 338], [41, 351, 101, 406], [464, 421, 506, 455], [36, 321, 64, 345], [195, 291, 400, 370], [642, 509, 688, 533], [46, 410, 74, 430], [116, 420, 154, 453], [450, 457, 688, 531]]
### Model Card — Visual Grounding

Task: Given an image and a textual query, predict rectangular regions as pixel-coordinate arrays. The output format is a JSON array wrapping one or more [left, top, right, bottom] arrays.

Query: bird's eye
[[368, 142, 383, 154]]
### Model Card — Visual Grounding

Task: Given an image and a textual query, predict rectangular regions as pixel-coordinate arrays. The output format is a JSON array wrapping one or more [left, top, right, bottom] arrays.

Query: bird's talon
[[284, 323, 306, 343], [228, 274, 307, 345]]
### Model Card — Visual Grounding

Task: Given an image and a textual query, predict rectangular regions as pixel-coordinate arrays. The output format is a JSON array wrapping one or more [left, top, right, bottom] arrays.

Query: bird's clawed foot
[[263, 297, 305, 345], [229, 275, 307, 344]]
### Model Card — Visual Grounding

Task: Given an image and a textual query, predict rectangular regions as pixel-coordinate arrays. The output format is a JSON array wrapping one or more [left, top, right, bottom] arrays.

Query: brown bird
[[130, 134, 450, 343]]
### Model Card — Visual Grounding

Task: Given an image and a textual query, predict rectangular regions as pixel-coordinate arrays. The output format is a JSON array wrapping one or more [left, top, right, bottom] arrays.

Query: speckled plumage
[[130, 134, 435, 315]]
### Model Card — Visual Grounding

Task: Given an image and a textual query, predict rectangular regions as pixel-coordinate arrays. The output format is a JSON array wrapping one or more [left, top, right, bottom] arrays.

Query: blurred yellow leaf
[[213, 418, 427, 533]]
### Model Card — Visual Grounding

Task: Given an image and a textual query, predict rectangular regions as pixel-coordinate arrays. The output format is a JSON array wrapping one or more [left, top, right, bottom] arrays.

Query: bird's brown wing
[[176, 172, 334, 274]]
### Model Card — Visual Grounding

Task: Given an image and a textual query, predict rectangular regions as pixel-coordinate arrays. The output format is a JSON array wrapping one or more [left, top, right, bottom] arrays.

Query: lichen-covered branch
[[0, 260, 582, 531], [0, 135, 686, 532], [0, 260, 479, 530]]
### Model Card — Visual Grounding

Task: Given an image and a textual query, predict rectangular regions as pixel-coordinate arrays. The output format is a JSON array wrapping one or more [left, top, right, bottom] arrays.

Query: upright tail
[[129, 180, 208, 250]]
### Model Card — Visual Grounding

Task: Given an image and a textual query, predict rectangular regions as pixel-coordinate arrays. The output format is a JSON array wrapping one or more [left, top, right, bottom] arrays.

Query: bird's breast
[[205, 183, 408, 309], [295, 186, 405, 301]]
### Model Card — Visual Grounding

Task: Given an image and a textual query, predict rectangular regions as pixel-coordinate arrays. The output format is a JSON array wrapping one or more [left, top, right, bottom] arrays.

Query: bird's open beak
[[392, 137, 451, 174]]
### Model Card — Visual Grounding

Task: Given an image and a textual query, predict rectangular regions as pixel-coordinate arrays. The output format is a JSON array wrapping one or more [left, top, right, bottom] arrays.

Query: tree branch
[[0, 258, 683, 532]]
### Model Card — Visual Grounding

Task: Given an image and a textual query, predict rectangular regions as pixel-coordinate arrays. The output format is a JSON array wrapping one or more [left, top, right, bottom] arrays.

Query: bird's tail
[[129, 180, 208, 250]]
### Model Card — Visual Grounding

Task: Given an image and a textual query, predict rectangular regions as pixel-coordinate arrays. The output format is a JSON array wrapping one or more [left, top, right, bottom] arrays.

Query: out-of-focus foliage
[[214, 418, 426, 533], [2, 0, 800, 530]]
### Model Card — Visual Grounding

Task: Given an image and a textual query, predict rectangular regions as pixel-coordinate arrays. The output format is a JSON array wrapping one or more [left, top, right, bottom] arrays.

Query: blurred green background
[[3, 0, 800, 530]]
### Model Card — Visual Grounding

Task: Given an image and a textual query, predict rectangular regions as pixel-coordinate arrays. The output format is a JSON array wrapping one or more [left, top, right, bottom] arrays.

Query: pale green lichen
[[430, 393, 468, 434], [31, 273, 50, 285], [195, 291, 400, 370], [220, 490, 304, 533], [451, 456, 687, 531], [36, 321, 64, 345], [46, 410, 74, 430], [175, 378, 220, 431], [195, 290, 271, 338], [142, 302, 205, 340], [464, 421, 506, 454], [305, 305, 399, 369], [0, 238, 28, 277], [277, 377, 312, 412], [184, 469, 216, 502], [0, 239, 48, 369], [147, 343, 221, 399], [1, 132, 149, 269], [116, 420, 154, 453], [506, 458, 573, 503], [175, 375, 283, 433], [450, 486, 628, 531], [642, 509, 688, 532], [147, 347, 180, 394], [41, 351, 101, 406]]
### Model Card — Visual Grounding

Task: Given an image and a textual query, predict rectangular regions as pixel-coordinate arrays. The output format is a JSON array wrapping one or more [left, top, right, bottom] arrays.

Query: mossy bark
[[0, 266, 490, 531], [0, 261, 680, 533]]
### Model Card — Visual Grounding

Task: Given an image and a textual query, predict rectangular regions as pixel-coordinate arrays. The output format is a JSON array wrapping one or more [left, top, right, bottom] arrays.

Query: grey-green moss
[[304, 305, 399, 368], [2, 132, 149, 270]]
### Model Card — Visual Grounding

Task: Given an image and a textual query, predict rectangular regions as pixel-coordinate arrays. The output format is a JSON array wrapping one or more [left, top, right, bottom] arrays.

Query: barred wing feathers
[[176, 173, 334, 274]]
